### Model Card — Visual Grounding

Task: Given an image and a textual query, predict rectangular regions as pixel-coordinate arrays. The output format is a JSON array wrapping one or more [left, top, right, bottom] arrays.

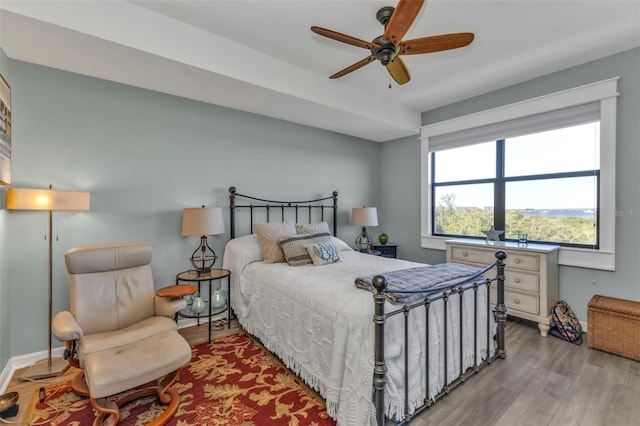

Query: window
[[432, 122, 600, 248], [420, 78, 619, 270]]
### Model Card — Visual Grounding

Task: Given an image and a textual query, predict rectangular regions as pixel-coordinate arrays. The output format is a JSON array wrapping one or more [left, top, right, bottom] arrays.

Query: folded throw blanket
[[355, 262, 482, 304]]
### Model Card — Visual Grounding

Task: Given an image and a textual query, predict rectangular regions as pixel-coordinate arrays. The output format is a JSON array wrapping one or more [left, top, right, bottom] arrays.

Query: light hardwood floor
[[4, 319, 639, 425]]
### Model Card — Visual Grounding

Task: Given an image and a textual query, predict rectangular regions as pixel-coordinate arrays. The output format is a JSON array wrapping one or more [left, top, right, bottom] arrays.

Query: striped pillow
[[279, 232, 331, 266]]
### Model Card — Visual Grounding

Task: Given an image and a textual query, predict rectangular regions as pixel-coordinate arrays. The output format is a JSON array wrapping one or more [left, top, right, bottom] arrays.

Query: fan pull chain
[[388, 75, 392, 89]]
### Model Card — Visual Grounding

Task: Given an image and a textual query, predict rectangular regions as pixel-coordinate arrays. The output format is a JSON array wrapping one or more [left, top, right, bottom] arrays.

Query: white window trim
[[420, 77, 619, 271]]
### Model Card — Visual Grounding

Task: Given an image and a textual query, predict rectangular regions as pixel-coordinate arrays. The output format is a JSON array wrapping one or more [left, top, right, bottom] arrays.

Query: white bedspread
[[223, 236, 494, 425]]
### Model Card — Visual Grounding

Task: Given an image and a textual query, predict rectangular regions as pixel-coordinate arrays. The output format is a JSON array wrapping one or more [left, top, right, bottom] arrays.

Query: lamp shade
[[6, 188, 90, 211], [182, 206, 225, 236], [351, 207, 378, 227]]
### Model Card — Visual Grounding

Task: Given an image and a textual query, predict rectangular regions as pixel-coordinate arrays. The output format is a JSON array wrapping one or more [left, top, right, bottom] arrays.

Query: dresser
[[445, 238, 559, 337]]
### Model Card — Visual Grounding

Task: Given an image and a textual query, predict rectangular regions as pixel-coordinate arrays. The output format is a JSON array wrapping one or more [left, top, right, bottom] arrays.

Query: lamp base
[[17, 356, 70, 382], [189, 236, 217, 275], [355, 226, 373, 253]]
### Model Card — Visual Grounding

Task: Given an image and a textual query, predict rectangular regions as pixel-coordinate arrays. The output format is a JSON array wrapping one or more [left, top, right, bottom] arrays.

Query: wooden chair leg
[[91, 369, 182, 426], [71, 370, 90, 397], [91, 397, 120, 426]]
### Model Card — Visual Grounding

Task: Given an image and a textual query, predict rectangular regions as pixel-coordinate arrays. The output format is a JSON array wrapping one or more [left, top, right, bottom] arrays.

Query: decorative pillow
[[295, 221, 331, 235], [279, 232, 331, 266], [255, 221, 297, 263], [305, 241, 341, 266]]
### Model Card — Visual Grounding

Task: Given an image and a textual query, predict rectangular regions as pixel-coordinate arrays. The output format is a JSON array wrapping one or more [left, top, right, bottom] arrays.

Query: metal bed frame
[[228, 186, 507, 425]]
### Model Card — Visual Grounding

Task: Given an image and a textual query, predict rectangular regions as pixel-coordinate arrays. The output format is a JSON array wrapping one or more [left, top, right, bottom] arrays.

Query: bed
[[222, 187, 507, 425]]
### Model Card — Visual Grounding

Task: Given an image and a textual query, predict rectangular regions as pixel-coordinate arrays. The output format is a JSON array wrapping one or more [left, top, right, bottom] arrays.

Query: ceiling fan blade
[[398, 32, 475, 55], [311, 26, 379, 50], [386, 56, 411, 85], [383, 0, 425, 46], [330, 56, 376, 79]]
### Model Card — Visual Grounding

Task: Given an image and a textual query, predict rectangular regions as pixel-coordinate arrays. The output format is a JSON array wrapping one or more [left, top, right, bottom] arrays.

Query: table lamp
[[182, 206, 225, 275], [351, 207, 378, 253]]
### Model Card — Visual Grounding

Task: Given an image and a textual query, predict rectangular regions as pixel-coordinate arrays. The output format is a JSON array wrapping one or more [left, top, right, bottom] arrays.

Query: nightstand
[[372, 244, 397, 258], [175, 268, 231, 342]]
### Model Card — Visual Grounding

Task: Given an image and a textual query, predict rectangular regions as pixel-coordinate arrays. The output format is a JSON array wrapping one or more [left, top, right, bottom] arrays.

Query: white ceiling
[[1, 1, 639, 142]]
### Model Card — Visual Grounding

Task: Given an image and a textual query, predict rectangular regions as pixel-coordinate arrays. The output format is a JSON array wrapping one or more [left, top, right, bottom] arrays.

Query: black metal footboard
[[372, 250, 508, 425]]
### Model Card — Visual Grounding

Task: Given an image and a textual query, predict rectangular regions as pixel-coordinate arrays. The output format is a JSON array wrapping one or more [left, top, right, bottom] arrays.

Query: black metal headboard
[[228, 186, 338, 238]]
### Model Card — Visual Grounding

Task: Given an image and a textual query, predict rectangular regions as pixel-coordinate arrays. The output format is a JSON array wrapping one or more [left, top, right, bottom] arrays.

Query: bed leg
[[494, 250, 508, 359], [372, 275, 388, 426]]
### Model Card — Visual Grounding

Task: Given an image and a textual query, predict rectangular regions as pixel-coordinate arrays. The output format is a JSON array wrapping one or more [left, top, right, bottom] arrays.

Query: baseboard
[[0, 346, 66, 393]]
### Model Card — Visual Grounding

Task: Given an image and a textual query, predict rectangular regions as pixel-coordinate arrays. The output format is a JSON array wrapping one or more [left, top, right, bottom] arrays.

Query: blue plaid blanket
[[355, 262, 482, 304]]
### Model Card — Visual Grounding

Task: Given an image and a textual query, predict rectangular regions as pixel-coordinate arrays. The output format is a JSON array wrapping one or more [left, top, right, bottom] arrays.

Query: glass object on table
[[211, 282, 226, 309], [191, 292, 206, 314]]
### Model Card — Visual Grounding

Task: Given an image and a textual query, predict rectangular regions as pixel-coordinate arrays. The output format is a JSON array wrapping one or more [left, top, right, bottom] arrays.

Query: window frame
[[420, 78, 619, 270], [430, 142, 602, 248]]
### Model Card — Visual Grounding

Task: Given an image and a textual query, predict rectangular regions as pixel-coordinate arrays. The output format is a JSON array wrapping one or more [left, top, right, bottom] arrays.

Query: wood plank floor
[[4, 319, 639, 425]]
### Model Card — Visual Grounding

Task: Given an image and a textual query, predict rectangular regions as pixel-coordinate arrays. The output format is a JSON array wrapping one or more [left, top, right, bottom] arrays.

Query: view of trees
[[434, 194, 597, 245]]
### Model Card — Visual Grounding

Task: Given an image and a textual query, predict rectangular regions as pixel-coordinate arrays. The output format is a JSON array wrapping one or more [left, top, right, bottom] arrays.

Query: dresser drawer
[[449, 245, 540, 272], [449, 246, 495, 265], [458, 261, 540, 294], [508, 270, 539, 292], [491, 287, 539, 315], [507, 252, 540, 272]]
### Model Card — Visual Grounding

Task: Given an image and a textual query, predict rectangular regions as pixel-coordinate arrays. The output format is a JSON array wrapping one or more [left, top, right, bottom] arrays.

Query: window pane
[[504, 122, 600, 177], [434, 184, 494, 237], [505, 176, 598, 245], [434, 142, 495, 182]]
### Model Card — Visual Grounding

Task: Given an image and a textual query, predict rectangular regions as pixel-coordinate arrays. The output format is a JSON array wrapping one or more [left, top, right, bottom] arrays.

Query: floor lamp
[[6, 185, 90, 380]]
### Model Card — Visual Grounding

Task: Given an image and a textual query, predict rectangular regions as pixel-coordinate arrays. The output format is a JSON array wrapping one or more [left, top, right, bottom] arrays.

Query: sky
[[434, 122, 600, 210]]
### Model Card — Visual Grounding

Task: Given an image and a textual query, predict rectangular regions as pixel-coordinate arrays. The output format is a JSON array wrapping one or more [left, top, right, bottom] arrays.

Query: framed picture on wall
[[0, 74, 11, 185]]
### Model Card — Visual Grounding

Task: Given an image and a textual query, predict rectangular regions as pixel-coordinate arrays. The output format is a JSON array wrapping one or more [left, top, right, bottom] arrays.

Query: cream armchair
[[52, 242, 192, 426]]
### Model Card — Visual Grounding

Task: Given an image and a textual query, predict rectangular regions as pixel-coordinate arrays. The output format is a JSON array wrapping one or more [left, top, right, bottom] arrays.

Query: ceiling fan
[[311, 0, 474, 85]]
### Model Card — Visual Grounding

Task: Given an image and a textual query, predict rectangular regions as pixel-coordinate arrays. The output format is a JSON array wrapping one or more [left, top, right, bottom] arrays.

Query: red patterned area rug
[[27, 331, 336, 425]]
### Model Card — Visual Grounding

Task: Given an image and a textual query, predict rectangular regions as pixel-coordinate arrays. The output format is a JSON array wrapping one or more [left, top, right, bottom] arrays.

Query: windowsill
[[422, 235, 615, 271]]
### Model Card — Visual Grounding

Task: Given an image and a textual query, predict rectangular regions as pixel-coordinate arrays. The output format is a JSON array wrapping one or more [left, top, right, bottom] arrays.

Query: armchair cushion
[[83, 329, 192, 399], [77, 316, 177, 367], [52, 310, 84, 342]]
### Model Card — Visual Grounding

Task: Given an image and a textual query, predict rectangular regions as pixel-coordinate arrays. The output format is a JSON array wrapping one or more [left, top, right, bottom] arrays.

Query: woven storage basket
[[587, 295, 640, 360]]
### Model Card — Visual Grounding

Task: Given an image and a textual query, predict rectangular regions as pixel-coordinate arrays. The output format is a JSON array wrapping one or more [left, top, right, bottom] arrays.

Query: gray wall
[[0, 57, 381, 368], [379, 47, 640, 321]]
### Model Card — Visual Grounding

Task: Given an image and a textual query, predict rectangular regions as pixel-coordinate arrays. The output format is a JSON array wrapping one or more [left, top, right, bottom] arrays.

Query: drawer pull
[[462, 251, 469, 257], [514, 258, 521, 264], [514, 278, 521, 283], [513, 298, 521, 304]]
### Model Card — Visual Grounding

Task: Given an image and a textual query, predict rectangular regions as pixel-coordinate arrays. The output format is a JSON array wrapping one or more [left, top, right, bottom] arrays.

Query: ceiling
[[1, 1, 639, 142]]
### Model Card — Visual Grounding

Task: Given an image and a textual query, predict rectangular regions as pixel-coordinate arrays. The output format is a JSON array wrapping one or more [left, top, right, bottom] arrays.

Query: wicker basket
[[587, 295, 640, 360]]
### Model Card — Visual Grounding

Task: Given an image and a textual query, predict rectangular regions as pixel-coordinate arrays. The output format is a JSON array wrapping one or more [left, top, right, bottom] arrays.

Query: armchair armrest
[[52, 311, 84, 342], [155, 295, 187, 318]]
